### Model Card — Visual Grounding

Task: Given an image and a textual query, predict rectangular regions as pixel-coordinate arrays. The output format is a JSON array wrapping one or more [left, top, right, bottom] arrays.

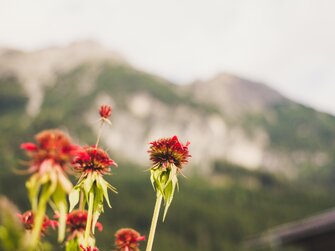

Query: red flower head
[[115, 228, 146, 251], [65, 210, 102, 240], [72, 146, 117, 175], [21, 129, 78, 173], [99, 105, 112, 119], [80, 245, 99, 251], [148, 136, 191, 171], [18, 210, 57, 235]]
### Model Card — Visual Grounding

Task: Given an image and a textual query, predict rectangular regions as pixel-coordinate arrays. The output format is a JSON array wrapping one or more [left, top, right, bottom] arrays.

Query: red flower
[[21, 129, 78, 173], [80, 245, 99, 251], [18, 210, 57, 235], [115, 228, 145, 251], [99, 105, 112, 119], [148, 136, 191, 170], [73, 146, 117, 175], [65, 210, 102, 240]]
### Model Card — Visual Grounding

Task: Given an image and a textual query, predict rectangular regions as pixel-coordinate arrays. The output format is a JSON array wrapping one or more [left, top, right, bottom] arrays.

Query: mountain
[[1, 41, 335, 179]]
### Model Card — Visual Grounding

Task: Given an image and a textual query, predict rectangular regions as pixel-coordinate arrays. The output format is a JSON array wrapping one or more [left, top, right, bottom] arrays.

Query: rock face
[[2, 42, 335, 176], [190, 73, 285, 116]]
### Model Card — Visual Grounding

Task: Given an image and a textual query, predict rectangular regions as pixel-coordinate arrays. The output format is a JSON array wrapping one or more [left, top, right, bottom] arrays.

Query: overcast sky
[[1, 0, 335, 114]]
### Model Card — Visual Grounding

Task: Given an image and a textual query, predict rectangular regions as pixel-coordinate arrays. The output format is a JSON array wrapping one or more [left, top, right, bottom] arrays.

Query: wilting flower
[[148, 136, 191, 220], [69, 146, 118, 240], [65, 210, 102, 240], [99, 105, 112, 119], [115, 228, 145, 251], [21, 129, 78, 244], [80, 244, 99, 251], [18, 210, 57, 235], [72, 146, 117, 176], [21, 129, 78, 174]]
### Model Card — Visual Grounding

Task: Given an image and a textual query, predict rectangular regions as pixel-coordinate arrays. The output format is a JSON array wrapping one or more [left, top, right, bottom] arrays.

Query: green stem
[[57, 200, 67, 242], [29, 187, 49, 250], [95, 121, 104, 147], [145, 193, 162, 251], [79, 191, 84, 211], [84, 189, 95, 246]]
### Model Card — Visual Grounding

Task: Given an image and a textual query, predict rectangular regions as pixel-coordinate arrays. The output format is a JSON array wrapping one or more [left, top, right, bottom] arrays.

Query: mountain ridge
[[1, 42, 335, 179]]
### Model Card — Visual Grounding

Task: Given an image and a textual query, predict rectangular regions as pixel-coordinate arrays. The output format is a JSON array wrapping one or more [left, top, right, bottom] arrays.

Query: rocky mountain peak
[[190, 73, 285, 117]]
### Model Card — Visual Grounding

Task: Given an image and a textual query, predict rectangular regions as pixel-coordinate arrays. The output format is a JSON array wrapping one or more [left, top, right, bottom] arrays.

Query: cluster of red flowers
[[115, 228, 146, 251], [148, 135, 191, 170], [18, 210, 57, 235], [21, 129, 78, 173], [18, 104, 189, 251], [72, 146, 117, 175]]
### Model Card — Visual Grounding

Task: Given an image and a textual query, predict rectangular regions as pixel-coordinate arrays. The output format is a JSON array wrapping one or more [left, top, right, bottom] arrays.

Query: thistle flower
[[65, 210, 103, 240], [148, 135, 190, 220], [21, 129, 78, 174], [73, 146, 117, 176], [115, 228, 145, 251], [69, 146, 118, 247], [18, 210, 57, 235], [145, 136, 190, 251], [96, 105, 113, 147], [99, 105, 112, 119], [21, 129, 78, 246], [148, 135, 190, 171], [63, 210, 102, 251]]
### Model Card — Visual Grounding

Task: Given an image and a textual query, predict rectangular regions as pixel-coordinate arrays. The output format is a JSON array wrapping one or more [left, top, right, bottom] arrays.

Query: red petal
[[20, 142, 38, 151]]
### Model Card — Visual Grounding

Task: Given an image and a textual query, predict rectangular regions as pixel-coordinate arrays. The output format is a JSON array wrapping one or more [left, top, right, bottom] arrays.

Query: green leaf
[[150, 171, 156, 191], [83, 173, 95, 197], [162, 181, 174, 221], [26, 174, 41, 211], [56, 167, 73, 193], [52, 185, 67, 242], [97, 176, 111, 208], [162, 165, 179, 221], [65, 238, 80, 251], [92, 187, 104, 234], [69, 188, 80, 212], [107, 182, 118, 194]]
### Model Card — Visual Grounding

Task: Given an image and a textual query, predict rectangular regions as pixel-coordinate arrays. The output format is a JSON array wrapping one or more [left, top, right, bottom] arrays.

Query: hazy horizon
[[1, 0, 334, 115]]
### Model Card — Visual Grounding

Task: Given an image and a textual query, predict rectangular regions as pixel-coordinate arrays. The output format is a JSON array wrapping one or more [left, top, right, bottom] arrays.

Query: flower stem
[[57, 200, 67, 242], [95, 121, 104, 147], [145, 193, 162, 251], [84, 189, 95, 246], [79, 191, 84, 210], [29, 187, 49, 250]]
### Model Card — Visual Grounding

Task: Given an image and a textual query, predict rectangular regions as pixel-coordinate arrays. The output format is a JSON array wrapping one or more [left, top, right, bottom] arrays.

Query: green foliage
[[242, 101, 335, 152], [0, 76, 28, 113], [92, 163, 335, 251], [0, 197, 25, 251]]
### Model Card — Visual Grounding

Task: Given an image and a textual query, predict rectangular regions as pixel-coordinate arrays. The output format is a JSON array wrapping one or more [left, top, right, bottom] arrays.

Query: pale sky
[[1, 0, 335, 114]]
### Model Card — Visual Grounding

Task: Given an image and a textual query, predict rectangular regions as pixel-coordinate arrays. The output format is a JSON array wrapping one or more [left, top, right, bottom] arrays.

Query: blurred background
[[1, 1, 335, 250]]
